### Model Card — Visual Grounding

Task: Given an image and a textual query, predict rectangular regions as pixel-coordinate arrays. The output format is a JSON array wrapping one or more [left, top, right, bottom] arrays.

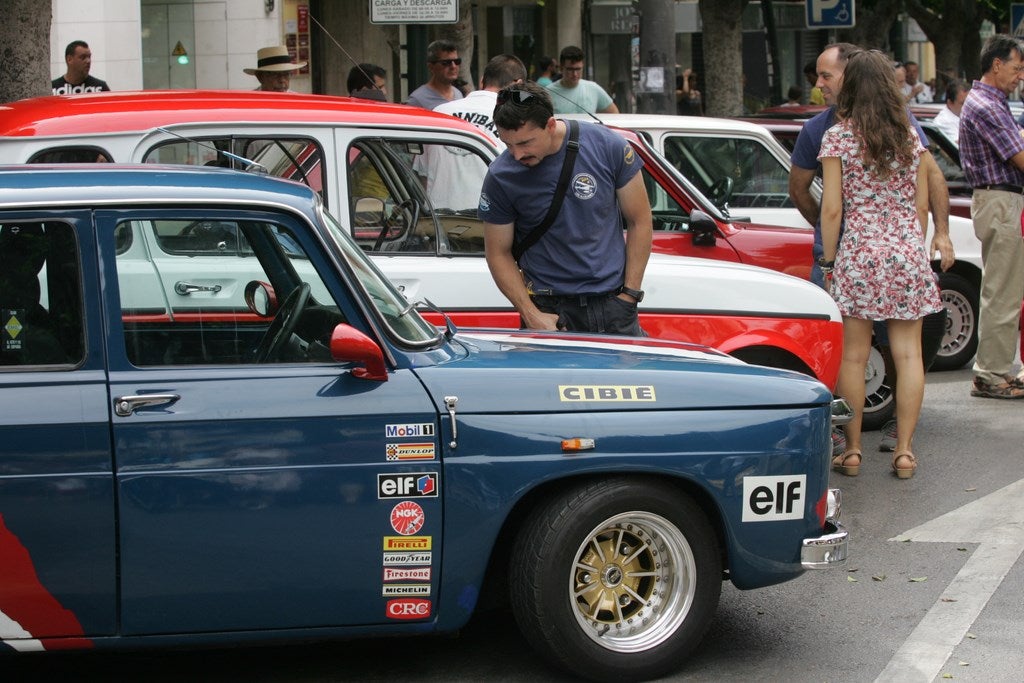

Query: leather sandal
[[892, 452, 917, 479], [971, 377, 1024, 399], [832, 449, 861, 476]]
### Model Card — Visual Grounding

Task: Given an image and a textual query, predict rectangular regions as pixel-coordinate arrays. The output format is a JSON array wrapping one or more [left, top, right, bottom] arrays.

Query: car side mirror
[[690, 210, 718, 247], [244, 280, 278, 317], [353, 197, 386, 227], [330, 323, 388, 381]]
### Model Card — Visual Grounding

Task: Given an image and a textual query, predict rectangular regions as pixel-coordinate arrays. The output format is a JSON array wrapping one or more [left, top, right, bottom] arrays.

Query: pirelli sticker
[[558, 385, 656, 402], [384, 535, 432, 551]]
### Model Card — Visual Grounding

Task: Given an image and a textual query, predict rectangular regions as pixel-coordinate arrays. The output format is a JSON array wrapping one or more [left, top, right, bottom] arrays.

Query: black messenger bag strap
[[512, 119, 581, 263]]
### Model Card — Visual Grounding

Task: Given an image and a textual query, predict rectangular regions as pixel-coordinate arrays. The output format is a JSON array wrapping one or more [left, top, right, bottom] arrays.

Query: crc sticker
[[386, 423, 435, 438], [378, 473, 438, 498], [382, 584, 431, 597], [386, 443, 435, 461], [742, 475, 806, 522], [386, 598, 432, 620], [383, 551, 432, 566], [384, 536, 432, 551], [559, 385, 656, 402], [390, 501, 425, 535], [572, 173, 597, 200], [384, 566, 431, 582]]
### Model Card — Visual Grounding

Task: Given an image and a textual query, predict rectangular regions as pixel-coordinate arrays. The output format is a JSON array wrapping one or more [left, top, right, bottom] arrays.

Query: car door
[[0, 212, 116, 645], [97, 207, 440, 635]]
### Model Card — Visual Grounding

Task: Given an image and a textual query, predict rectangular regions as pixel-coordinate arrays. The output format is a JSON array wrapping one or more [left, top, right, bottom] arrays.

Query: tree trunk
[[906, 0, 985, 94], [637, 0, 675, 114], [698, 0, 747, 117], [0, 0, 52, 103], [434, 4, 475, 90], [835, 0, 899, 50]]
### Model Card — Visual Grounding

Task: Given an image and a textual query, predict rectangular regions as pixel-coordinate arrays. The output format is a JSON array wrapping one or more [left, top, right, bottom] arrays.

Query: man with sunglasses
[[479, 82, 651, 336], [407, 40, 464, 110]]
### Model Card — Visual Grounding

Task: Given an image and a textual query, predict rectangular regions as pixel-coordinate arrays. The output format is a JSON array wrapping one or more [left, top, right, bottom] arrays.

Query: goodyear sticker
[[382, 584, 431, 597], [386, 442, 435, 461], [384, 536, 432, 551], [386, 423, 435, 438], [383, 551, 432, 566], [558, 385, 656, 402]]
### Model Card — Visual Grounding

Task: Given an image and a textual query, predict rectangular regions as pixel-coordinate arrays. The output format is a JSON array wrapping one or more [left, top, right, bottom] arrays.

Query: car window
[[641, 165, 693, 232], [922, 128, 964, 183], [348, 139, 488, 256], [114, 216, 344, 366], [664, 135, 793, 208], [144, 137, 326, 204], [0, 221, 84, 367], [28, 147, 113, 163]]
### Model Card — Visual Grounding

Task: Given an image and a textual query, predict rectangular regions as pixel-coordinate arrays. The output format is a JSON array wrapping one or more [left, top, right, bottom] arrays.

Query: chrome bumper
[[801, 488, 848, 569]]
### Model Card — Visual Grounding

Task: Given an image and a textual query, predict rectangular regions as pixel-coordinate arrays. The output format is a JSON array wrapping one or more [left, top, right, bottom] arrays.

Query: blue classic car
[[0, 165, 847, 681]]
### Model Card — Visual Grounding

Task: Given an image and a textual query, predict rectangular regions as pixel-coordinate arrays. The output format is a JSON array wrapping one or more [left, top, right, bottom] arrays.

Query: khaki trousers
[[971, 188, 1024, 383]]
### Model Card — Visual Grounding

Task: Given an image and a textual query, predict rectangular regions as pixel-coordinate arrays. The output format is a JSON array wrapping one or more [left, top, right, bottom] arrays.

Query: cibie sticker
[[742, 475, 806, 522], [559, 385, 656, 402], [390, 501, 426, 535]]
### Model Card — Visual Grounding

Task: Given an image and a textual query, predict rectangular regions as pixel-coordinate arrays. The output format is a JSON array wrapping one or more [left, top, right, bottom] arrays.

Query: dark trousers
[[528, 292, 645, 336]]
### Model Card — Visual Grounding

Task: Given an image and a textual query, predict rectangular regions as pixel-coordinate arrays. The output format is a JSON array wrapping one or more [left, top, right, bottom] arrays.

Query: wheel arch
[[932, 258, 982, 290], [475, 472, 728, 612]]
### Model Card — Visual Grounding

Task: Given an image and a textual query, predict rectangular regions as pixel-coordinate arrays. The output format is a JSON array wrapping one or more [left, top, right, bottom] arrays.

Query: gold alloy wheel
[[570, 511, 696, 653]]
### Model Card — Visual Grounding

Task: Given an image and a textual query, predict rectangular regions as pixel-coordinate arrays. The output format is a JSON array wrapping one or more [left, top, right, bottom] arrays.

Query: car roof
[[0, 163, 317, 210], [561, 112, 773, 136], [0, 90, 492, 140]]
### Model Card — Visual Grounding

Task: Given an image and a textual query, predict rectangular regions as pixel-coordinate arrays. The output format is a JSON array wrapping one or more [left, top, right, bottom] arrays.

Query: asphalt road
[[6, 366, 1023, 682]]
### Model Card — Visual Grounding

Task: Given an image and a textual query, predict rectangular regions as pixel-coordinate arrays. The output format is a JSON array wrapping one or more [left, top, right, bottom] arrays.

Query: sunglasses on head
[[496, 87, 535, 106], [431, 58, 462, 66]]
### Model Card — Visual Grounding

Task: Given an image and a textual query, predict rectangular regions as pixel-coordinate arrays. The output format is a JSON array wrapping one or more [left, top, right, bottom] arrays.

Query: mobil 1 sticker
[[378, 472, 438, 498], [742, 475, 806, 522]]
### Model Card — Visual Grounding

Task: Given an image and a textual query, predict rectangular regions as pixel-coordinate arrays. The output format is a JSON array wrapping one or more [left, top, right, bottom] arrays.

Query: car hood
[[412, 330, 832, 413]]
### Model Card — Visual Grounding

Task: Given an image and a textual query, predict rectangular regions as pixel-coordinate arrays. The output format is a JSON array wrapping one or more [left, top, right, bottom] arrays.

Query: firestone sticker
[[383, 566, 431, 582], [742, 475, 806, 522]]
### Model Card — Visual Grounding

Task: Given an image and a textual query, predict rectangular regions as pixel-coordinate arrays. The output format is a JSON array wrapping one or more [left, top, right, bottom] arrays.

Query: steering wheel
[[708, 176, 734, 206], [253, 283, 310, 363], [372, 198, 421, 251]]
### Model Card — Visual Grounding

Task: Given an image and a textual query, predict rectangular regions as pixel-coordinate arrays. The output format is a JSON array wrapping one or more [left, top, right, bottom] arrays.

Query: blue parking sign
[[806, 0, 855, 29], [1013, 4, 1024, 36]]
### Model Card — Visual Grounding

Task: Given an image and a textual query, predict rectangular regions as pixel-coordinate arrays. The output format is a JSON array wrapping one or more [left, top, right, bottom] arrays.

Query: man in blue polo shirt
[[479, 81, 651, 335]]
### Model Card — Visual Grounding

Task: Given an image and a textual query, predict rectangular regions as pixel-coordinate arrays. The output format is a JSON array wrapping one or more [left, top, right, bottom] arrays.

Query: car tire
[[861, 340, 895, 432], [932, 272, 979, 371], [509, 478, 721, 682]]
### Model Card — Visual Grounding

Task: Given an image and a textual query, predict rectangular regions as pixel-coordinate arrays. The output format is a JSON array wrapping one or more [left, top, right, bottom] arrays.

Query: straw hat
[[243, 46, 306, 75]]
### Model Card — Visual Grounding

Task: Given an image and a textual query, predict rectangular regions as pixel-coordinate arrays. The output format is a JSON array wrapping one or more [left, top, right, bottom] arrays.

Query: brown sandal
[[892, 452, 917, 479], [832, 449, 861, 476], [971, 377, 1024, 399]]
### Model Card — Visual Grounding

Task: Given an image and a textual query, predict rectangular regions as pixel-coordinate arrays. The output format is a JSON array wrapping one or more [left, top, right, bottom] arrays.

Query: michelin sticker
[[742, 475, 806, 522]]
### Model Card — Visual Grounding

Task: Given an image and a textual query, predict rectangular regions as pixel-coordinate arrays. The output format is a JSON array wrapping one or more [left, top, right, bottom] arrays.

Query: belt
[[974, 183, 1024, 193]]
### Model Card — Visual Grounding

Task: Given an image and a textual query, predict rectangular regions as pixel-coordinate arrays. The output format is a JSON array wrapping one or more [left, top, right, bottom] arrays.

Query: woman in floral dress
[[818, 50, 944, 479]]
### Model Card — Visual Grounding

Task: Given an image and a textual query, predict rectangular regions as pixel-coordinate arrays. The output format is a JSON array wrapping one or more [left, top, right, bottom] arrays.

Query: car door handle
[[174, 281, 222, 295], [114, 393, 181, 417]]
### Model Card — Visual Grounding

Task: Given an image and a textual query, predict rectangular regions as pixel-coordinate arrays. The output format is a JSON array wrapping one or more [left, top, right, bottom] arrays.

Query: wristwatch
[[618, 286, 645, 302], [817, 257, 835, 269]]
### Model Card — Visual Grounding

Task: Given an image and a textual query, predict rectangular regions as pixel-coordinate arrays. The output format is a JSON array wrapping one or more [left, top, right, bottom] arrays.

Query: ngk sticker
[[390, 500, 425, 535], [742, 475, 806, 522], [386, 599, 432, 620]]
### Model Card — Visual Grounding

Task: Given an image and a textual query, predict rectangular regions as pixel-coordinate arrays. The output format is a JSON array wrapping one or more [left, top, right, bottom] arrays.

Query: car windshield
[[317, 204, 442, 346]]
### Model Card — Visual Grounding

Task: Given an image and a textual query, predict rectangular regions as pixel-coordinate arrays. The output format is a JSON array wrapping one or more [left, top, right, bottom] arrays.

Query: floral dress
[[818, 120, 942, 320]]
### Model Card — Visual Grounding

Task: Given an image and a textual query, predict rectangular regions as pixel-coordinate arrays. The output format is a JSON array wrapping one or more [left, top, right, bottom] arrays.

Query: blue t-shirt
[[790, 107, 929, 285], [479, 120, 642, 295]]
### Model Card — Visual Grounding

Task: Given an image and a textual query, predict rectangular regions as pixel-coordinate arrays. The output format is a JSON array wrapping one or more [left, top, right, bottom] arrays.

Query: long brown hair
[[835, 50, 914, 181]]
